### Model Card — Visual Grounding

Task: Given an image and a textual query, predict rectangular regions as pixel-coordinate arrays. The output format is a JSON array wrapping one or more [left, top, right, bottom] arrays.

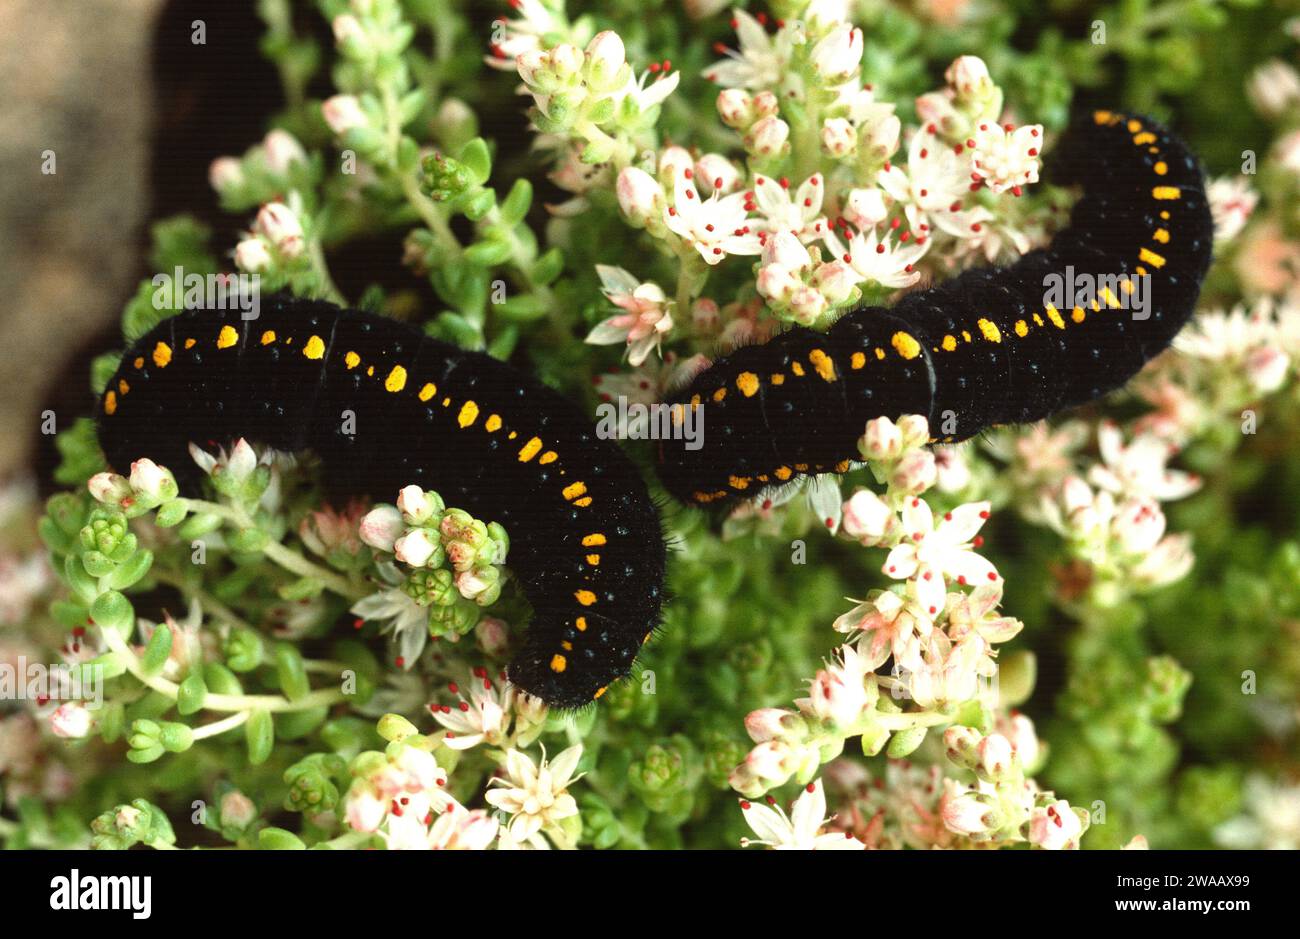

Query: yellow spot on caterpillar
[[770, 373, 785, 384], [689, 394, 701, 410], [344, 351, 360, 369], [152, 342, 173, 368], [834, 460, 850, 473], [1153, 228, 1170, 244], [794, 463, 809, 472], [1093, 110, 1112, 124], [774, 466, 792, 480], [1121, 277, 1135, 295], [550, 654, 567, 673], [563, 481, 587, 501], [458, 400, 479, 427], [729, 475, 750, 490], [891, 332, 921, 359], [576, 616, 588, 631], [1127, 119, 1142, 133], [1138, 247, 1167, 268], [1071, 306, 1086, 323], [736, 371, 760, 396], [1091, 299, 1100, 312], [941, 335, 958, 352], [418, 383, 436, 401], [1160, 211, 1170, 220], [1033, 314, 1044, 326], [367, 366, 375, 377], [977, 318, 1001, 342], [507, 430, 516, 438], [133, 357, 144, 369], [791, 361, 806, 376], [1134, 132, 1157, 145], [961, 331, 972, 343], [1153, 186, 1181, 200], [582, 534, 606, 547], [692, 491, 714, 504], [518, 437, 543, 462], [184, 338, 196, 349], [593, 686, 607, 699], [284, 336, 293, 345], [586, 554, 601, 565], [485, 415, 502, 432], [540, 451, 558, 464], [562, 641, 572, 651], [850, 352, 866, 369], [217, 325, 239, 349], [384, 365, 407, 392], [574, 590, 596, 606], [1153, 161, 1168, 176], [302, 335, 326, 359], [757, 474, 768, 482], [874, 347, 885, 360], [809, 349, 837, 380], [1045, 305, 1065, 329], [1101, 287, 1121, 309], [1014, 320, 1028, 338], [1136, 265, 1148, 276], [261, 330, 276, 345], [712, 387, 727, 402], [117, 379, 129, 395], [103, 391, 117, 415]]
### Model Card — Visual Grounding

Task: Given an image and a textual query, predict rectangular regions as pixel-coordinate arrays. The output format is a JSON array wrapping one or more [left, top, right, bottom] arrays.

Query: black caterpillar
[[656, 111, 1213, 507], [97, 110, 1210, 708], [97, 296, 666, 708]]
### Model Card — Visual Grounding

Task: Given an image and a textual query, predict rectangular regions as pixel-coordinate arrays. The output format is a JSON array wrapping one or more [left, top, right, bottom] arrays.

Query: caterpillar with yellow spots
[[656, 111, 1213, 508], [96, 295, 666, 708]]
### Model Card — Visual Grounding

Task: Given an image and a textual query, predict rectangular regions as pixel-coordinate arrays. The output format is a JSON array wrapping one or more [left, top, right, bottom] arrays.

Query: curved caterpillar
[[96, 296, 666, 708], [656, 111, 1214, 508]]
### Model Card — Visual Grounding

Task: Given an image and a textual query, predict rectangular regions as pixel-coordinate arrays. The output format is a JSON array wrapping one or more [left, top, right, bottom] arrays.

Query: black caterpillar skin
[[96, 295, 666, 708], [657, 111, 1214, 507]]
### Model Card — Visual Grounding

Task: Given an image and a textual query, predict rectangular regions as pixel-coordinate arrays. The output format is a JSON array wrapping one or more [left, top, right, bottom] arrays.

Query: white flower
[[750, 174, 827, 242], [1088, 422, 1200, 502], [1215, 775, 1300, 850], [1131, 532, 1195, 589], [234, 238, 272, 273], [663, 170, 762, 265], [432, 671, 518, 750], [322, 94, 369, 135], [485, 745, 583, 844], [969, 121, 1042, 195], [822, 224, 931, 290], [485, 0, 557, 69], [739, 780, 864, 849], [351, 573, 429, 667], [613, 66, 681, 113], [702, 9, 791, 90], [1028, 800, 1084, 850], [188, 437, 262, 484], [883, 499, 998, 616], [427, 803, 500, 850], [585, 265, 674, 366], [1207, 176, 1258, 242], [877, 126, 971, 236], [810, 24, 863, 84], [800, 644, 874, 728]]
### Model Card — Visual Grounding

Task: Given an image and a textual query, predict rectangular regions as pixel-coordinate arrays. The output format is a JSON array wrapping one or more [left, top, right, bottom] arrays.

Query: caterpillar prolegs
[[655, 111, 1214, 507], [96, 296, 667, 708]]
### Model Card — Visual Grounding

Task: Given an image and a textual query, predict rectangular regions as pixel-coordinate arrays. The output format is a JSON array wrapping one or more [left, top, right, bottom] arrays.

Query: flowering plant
[[3, 0, 1300, 851]]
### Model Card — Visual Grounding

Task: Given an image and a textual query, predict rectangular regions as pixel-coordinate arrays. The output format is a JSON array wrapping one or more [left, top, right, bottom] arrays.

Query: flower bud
[[716, 88, 754, 128], [747, 115, 790, 157], [219, 790, 257, 830], [862, 416, 903, 461], [811, 25, 863, 84], [129, 459, 178, 503], [88, 472, 132, 506], [322, 94, 368, 135], [813, 260, 857, 304], [842, 489, 892, 543], [394, 528, 439, 568], [695, 153, 741, 194], [255, 202, 304, 258], [359, 505, 405, 552], [263, 129, 306, 174], [843, 187, 887, 229], [789, 285, 828, 325], [890, 449, 937, 494], [51, 702, 93, 739], [977, 733, 1014, 778], [208, 156, 243, 193], [752, 91, 780, 119], [756, 264, 801, 304], [234, 238, 272, 273], [584, 31, 626, 91], [946, 55, 991, 98], [744, 708, 799, 743], [397, 485, 443, 525], [821, 117, 857, 157], [616, 166, 663, 227]]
